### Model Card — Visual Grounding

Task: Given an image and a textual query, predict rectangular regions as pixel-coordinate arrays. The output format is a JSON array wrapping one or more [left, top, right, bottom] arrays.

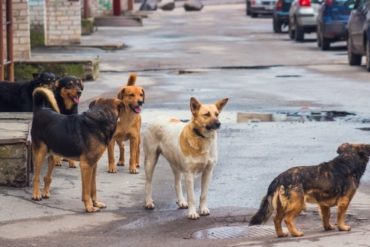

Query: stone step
[[94, 16, 143, 27]]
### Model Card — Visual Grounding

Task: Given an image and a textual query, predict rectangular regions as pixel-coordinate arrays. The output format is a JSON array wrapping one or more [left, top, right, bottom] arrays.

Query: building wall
[[13, 0, 31, 60], [45, 0, 81, 45], [85, 0, 129, 18]]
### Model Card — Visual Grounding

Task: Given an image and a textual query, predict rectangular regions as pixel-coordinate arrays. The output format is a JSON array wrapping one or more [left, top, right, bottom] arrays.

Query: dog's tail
[[33, 87, 60, 113], [249, 178, 279, 226], [127, 73, 137, 86]]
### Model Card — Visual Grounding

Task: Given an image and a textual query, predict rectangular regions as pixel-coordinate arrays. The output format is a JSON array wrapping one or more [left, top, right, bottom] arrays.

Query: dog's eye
[[140, 94, 144, 97], [129, 94, 135, 97], [204, 112, 211, 117]]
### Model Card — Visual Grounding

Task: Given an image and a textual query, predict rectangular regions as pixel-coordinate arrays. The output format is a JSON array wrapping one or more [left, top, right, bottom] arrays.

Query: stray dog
[[0, 72, 56, 112], [143, 97, 228, 219], [107, 73, 144, 174], [249, 143, 370, 237], [31, 87, 123, 212], [54, 75, 84, 168]]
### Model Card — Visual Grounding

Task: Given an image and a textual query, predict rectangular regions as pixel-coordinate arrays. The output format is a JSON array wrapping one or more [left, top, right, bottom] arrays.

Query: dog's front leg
[[199, 164, 214, 216], [107, 139, 117, 173], [184, 172, 199, 220], [174, 170, 187, 209], [91, 164, 106, 209], [129, 135, 140, 174], [80, 161, 99, 213]]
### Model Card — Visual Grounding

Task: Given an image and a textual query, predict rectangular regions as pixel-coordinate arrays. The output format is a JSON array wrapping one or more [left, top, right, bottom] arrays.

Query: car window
[[334, 0, 356, 8]]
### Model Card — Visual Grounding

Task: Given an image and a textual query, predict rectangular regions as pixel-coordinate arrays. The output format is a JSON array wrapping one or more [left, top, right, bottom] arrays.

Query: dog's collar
[[193, 128, 206, 139]]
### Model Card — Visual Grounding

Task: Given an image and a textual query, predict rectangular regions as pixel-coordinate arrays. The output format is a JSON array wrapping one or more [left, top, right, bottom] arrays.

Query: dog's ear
[[142, 88, 145, 103], [356, 144, 370, 157], [337, 143, 351, 154], [215, 98, 229, 112], [190, 97, 201, 115], [117, 88, 125, 100], [127, 73, 137, 86]]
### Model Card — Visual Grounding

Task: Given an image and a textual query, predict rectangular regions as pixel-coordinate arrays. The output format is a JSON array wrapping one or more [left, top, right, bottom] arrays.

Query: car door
[[349, 0, 366, 53]]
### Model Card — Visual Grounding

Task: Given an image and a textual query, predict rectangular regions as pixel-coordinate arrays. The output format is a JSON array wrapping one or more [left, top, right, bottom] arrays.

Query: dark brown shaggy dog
[[53, 76, 84, 168], [249, 143, 370, 237], [31, 87, 123, 212], [0, 72, 57, 112]]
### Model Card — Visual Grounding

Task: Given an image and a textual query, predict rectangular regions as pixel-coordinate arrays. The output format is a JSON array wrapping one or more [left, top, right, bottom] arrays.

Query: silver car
[[246, 0, 276, 17], [288, 0, 322, 41]]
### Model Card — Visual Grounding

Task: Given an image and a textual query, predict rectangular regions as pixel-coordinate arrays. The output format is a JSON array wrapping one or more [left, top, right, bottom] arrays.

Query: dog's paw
[[117, 161, 125, 167], [291, 231, 304, 237], [107, 167, 117, 173], [32, 191, 42, 201], [129, 167, 139, 174], [93, 201, 107, 209], [277, 232, 289, 238], [85, 206, 100, 213], [145, 202, 155, 210], [324, 224, 335, 231], [200, 207, 210, 216], [55, 161, 62, 167], [177, 201, 188, 209], [68, 161, 77, 168], [187, 211, 200, 220], [42, 192, 50, 199], [338, 224, 351, 231]]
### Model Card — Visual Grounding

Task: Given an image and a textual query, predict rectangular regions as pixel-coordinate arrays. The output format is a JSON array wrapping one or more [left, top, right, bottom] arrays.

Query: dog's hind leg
[[91, 164, 106, 209], [199, 164, 214, 216], [144, 148, 159, 209], [283, 189, 304, 237], [42, 155, 57, 199], [117, 140, 125, 167], [274, 201, 288, 238], [320, 205, 335, 230], [173, 169, 187, 209], [32, 143, 48, 201], [184, 172, 199, 220], [80, 160, 99, 213], [107, 139, 117, 173]]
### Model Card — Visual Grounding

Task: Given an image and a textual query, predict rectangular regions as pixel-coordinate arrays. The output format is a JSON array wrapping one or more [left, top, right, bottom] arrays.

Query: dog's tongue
[[72, 97, 80, 104], [134, 106, 141, 113]]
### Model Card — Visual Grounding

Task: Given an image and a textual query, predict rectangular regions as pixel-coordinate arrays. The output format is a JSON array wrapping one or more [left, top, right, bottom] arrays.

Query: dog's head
[[337, 143, 370, 157], [55, 76, 84, 107], [190, 97, 229, 135], [89, 97, 124, 116], [117, 73, 145, 114], [32, 72, 57, 89]]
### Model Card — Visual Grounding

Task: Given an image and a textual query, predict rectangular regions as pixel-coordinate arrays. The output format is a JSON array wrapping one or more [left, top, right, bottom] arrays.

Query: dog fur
[[31, 87, 123, 212], [53, 76, 84, 168], [143, 97, 228, 219], [249, 143, 370, 237], [0, 72, 57, 112], [107, 73, 144, 174]]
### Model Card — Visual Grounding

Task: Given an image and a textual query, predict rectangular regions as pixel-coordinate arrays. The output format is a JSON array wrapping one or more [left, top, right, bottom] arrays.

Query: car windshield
[[333, 0, 356, 7]]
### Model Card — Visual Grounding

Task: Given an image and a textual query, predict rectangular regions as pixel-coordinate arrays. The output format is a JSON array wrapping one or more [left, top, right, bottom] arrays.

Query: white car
[[288, 0, 322, 41], [246, 0, 276, 17]]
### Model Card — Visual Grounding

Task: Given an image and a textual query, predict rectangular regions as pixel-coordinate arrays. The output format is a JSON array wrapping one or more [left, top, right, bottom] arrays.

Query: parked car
[[347, 0, 370, 71], [288, 0, 322, 41], [246, 0, 276, 17], [316, 0, 355, 50], [273, 0, 293, 33]]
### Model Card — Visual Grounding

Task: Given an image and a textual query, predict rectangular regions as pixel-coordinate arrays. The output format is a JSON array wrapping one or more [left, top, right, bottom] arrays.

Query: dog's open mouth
[[69, 95, 80, 104], [130, 105, 141, 114]]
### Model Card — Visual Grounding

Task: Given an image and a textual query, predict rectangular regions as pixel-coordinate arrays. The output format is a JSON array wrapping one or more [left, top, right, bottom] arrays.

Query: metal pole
[[0, 0, 4, 80], [83, 0, 90, 19], [6, 0, 13, 81]]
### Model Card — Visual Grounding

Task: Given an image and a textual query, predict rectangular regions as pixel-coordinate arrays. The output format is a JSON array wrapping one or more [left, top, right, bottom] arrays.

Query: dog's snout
[[138, 100, 144, 106], [214, 120, 221, 129], [77, 90, 82, 97]]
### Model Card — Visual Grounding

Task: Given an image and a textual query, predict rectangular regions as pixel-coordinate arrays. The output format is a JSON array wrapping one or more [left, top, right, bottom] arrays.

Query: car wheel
[[294, 24, 304, 42], [288, 21, 295, 40], [320, 35, 330, 51], [273, 18, 282, 33], [366, 39, 370, 72], [347, 36, 362, 66], [251, 12, 258, 18]]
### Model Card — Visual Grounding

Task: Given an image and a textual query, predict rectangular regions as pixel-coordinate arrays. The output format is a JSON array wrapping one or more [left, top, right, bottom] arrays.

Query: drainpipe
[[6, 0, 14, 81]]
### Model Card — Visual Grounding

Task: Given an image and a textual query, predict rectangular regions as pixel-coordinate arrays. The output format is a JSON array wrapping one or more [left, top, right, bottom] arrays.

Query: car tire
[[294, 24, 304, 42], [273, 18, 282, 33], [251, 12, 258, 18], [288, 21, 295, 40], [366, 39, 370, 72], [320, 35, 330, 51], [347, 36, 362, 66]]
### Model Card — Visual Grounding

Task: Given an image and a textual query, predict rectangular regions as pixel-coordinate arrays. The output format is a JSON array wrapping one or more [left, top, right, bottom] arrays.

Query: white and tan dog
[[143, 97, 228, 219]]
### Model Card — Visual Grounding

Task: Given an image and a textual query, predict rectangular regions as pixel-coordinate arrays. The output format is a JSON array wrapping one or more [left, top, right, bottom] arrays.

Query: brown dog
[[249, 143, 370, 237], [107, 73, 144, 174], [31, 88, 123, 212]]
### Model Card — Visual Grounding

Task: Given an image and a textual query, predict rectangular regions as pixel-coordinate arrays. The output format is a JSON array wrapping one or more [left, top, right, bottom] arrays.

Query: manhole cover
[[192, 225, 275, 240]]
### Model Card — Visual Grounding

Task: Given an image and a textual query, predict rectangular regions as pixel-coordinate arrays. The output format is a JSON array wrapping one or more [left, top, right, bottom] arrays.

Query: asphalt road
[[2, 3, 370, 247]]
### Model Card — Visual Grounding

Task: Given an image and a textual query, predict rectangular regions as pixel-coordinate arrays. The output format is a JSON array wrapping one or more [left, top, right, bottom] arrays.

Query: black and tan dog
[[31, 87, 123, 212], [250, 143, 370, 237], [107, 73, 145, 174], [53, 76, 84, 168], [0, 72, 57, 112]]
